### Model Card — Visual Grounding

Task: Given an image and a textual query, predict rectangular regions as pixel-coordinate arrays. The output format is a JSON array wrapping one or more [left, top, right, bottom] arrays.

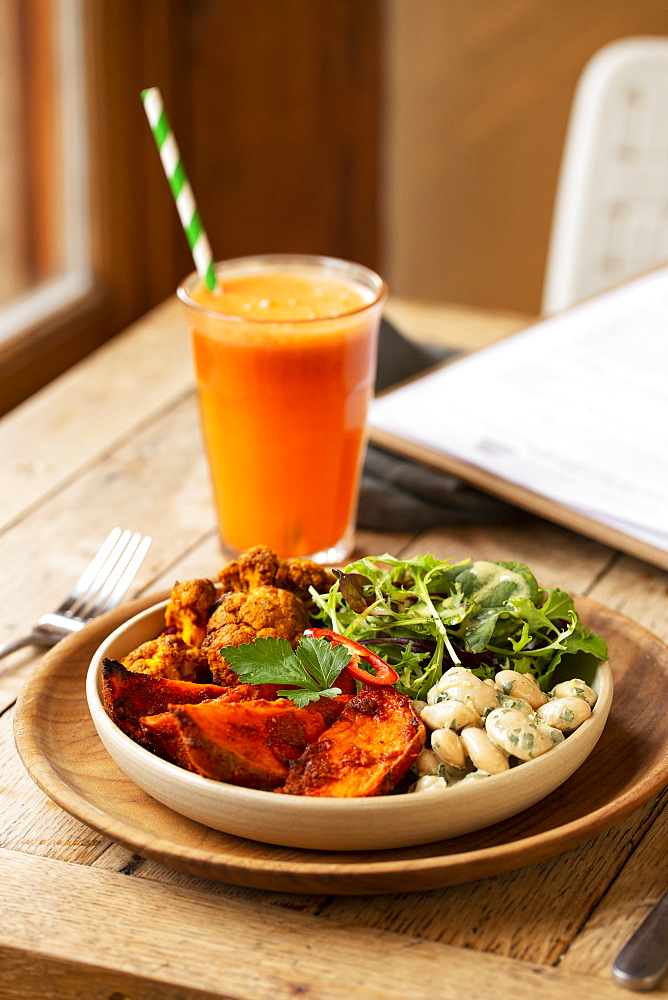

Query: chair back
[[543, 37, 668, 315]]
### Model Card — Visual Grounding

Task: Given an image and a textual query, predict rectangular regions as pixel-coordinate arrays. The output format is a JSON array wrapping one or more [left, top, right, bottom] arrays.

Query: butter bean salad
[[411, 666, 597, 792]]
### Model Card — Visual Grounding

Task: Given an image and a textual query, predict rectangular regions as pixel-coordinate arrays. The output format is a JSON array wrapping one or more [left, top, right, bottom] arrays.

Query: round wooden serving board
[[13, 593, 668, 895]]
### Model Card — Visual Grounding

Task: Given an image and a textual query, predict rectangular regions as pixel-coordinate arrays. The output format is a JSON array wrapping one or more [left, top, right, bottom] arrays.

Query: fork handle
[[0, 633, 51, 661], [612, 892, 668, 990]]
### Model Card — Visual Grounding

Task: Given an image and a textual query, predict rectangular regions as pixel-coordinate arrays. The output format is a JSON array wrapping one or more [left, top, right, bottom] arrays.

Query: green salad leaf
[[309, 554, 608, 701], [219, 635, 351, 708]]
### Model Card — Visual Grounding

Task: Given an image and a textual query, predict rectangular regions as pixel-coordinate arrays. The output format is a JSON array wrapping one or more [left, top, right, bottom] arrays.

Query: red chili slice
[[305, 628, 399, 686]]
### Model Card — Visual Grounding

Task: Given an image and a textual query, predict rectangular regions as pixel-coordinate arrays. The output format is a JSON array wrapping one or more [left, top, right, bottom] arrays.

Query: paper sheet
[[370, 267, 668, 552]]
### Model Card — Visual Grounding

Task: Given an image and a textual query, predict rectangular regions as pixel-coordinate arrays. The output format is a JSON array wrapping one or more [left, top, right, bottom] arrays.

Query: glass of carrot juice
[[177, 254, 387, 562]]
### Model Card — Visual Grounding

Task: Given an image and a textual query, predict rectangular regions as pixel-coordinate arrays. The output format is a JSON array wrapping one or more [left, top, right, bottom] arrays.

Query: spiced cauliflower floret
[[218, 545, 279, 592], [218, 545, 334, 601], [165, 578, 217, 647], [121, 633, 209, 682], [274, 558, 334, 601], [201, 585, 310, 685]]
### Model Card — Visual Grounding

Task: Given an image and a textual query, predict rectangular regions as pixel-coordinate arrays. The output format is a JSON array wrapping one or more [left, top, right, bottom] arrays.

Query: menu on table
[[370, 267, 668, 570]]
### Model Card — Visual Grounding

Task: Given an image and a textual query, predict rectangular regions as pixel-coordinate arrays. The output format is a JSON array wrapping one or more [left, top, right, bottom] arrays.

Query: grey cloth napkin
[[358, 318, 521, 531]]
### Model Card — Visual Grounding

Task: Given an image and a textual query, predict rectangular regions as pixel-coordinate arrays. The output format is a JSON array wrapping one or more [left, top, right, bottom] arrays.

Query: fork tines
[[57, 528, 152, 620]]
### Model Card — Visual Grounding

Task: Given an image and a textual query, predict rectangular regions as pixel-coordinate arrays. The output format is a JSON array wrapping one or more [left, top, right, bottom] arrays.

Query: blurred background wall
[[87, 0, 668, 318], [2, 0, 668, 413], [381, 0, 668, 314]]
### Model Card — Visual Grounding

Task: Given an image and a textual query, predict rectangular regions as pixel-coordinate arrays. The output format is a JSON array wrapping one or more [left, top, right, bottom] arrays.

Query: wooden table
[[1, 295, 666, 999]]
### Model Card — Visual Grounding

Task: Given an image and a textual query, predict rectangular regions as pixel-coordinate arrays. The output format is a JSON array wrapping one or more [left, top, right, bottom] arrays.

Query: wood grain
[[0, 848, 658, 1000], [184, 0, 381, 269], [0, 704, 109, 864], [91, 841, 329, 914], [0, 297, 189, 531], [0, 396, 214, 673], [318, 793, 667, 964], [13, 592, 668, 895], [383, 298, 532, 353], [560, 794, 668, 977], [587, 553, 668, 645]]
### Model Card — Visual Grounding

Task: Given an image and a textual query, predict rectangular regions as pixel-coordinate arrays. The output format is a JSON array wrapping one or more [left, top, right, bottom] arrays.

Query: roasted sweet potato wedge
[[139, 680, 302, 768], [102, 659, 230, 740], [139, 711, 194, 769], [170, 696, 350, 790], [216, 682, 285, 703], [282, 685, 425, 797]]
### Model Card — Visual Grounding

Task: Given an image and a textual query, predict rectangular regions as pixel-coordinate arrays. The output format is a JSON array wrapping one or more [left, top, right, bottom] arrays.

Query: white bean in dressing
[[420, 700, 482, 732], [494, 670, 547, 709], [534, 696, 592, 732], [551, 678, 597, 707], [411, 663, 598, 794], [415, 749, 443, 777], [495, 693, 534, 716], [485, 708, 562, 760], [459, 726, 510, 773], [414, 775, 449, 793], [427, 666, 498, 717], [431, 728, 468, 770]]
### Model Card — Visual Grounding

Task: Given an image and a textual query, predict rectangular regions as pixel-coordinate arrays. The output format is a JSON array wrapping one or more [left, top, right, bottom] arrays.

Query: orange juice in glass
[[178, 254, 386, 562]]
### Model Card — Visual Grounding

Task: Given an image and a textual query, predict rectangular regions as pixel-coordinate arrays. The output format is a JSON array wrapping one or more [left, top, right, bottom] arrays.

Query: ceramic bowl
[[86, 600, 613, 851]]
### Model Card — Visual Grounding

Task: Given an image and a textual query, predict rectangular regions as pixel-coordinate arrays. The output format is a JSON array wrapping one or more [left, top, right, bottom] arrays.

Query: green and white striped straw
[[141, 87, 219, 293]]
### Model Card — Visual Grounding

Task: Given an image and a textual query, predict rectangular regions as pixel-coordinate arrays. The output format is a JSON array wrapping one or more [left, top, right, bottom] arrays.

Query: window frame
[[0, 1, 186, 416]]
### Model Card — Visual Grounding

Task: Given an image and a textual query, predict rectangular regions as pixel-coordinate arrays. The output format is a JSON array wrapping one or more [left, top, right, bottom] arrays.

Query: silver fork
[[0, 528, 152, 660]]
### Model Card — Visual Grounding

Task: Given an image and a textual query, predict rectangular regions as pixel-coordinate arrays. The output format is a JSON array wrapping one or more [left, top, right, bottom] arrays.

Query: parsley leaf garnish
[[219, 636, 352, 708]]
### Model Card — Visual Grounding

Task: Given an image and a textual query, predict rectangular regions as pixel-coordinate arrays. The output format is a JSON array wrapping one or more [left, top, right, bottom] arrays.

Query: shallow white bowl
[[86, 600, 613, 851]]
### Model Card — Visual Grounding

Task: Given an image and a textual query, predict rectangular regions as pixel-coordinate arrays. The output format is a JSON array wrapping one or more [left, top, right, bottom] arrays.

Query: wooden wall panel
[[179, 0, 381, 269], [381, 0, 668, 314], [92, 0, 381, 313]]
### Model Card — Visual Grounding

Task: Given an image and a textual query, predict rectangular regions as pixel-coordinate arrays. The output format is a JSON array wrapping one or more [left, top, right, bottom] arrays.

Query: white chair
[[542, 37, 668, 315]]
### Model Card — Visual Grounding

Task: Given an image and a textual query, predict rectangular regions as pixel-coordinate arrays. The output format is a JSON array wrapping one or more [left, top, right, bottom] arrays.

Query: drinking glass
[[178, 254, 386, 562]]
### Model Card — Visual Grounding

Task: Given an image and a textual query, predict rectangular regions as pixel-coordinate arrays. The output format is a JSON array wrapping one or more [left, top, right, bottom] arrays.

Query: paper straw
[[141, 87, 219, 292]]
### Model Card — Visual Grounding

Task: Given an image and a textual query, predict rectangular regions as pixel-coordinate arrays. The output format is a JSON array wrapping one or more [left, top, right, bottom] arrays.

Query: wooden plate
[[85, 598, 612, 851], [14, 594, 668, 895]]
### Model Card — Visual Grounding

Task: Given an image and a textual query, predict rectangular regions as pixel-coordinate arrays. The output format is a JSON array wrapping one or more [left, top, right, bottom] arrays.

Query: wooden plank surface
[[1, 296, 666, 998], [318, 793, 668, 964], [0, 297, 191, 531], [0, 849, 660, 1000], [384, 297, 531, 352]]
